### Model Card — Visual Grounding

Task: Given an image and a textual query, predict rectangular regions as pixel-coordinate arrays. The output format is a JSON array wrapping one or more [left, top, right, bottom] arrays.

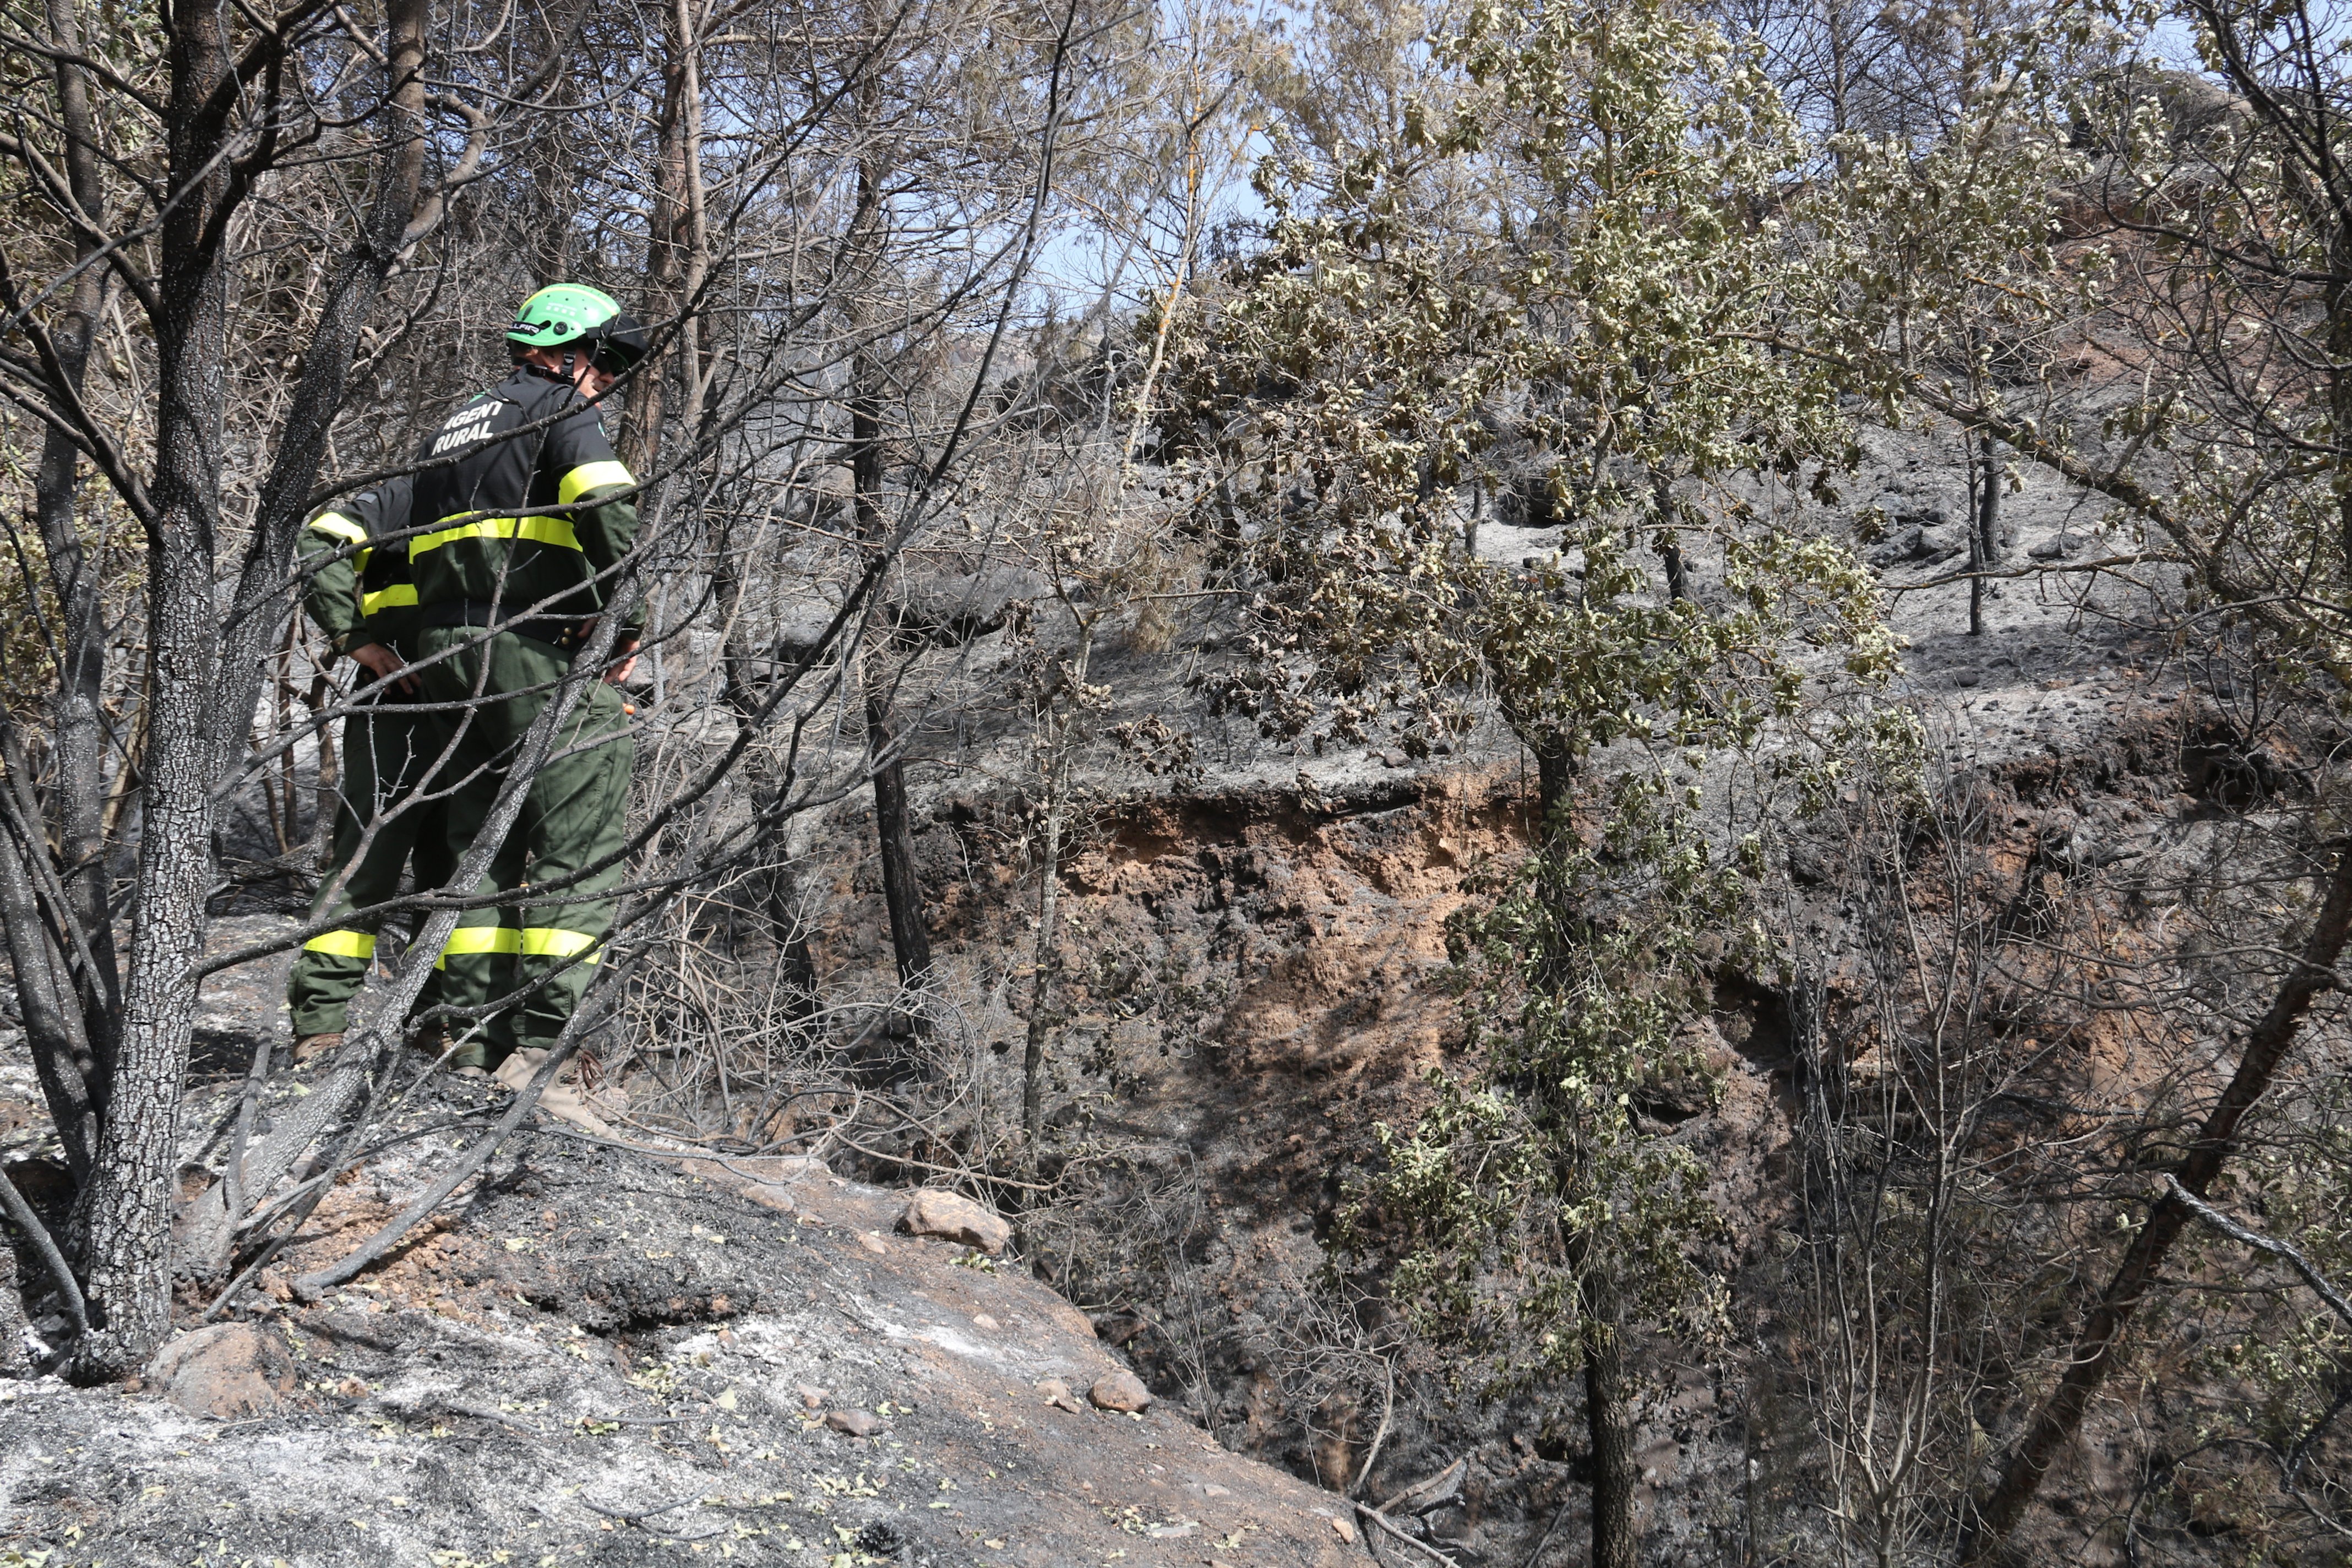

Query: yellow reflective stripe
[[557, 461, 634, 505], [361, 584, 420, 616], [441, 927, 522, 955], [433, 925, 522, 970], [410, 515, 582, 558], [307, 512, 367, 544], [520, 928, 600, 963], [302, 929, 375, 958]]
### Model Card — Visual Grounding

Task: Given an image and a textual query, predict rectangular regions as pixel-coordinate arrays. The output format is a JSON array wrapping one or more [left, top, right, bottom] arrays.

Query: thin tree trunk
[[1967, 433, 1985, 637], [624, 0, 706, 469], [866, 688, 933, 998], [1533, 736, 1575, 829], [0, 726, 100, 1177], [1020, 628, 1090, 1162], [73, 0, 433, 1379], [1654, 470, 1689, 603], [309, 665, 337, 873], [0, 0, 121, 1175], [843, 68, 932, 1020], [649, 0, 803, 1011], [2330, 268, 2352, 575], [1976, 431, 2001, 568], [1964, 841, 2352, 1559], [1582, 1267, 1638, 1568], [32, 0, 121, 1075], [1532, 741, 1635, 1568]]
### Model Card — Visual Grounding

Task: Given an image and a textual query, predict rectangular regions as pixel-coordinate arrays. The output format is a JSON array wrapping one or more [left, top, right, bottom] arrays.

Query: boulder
[[826, 1407, 884, 1437], [1089, 1369, 1152, 1413], [148, 1322, 295, 1420], [897, 1189, 1011, 1256]]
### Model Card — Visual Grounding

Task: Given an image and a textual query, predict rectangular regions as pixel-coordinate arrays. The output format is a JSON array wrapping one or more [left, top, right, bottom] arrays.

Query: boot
[[292, 1031, 343, 1063], [493, 1049, 617, 1137]]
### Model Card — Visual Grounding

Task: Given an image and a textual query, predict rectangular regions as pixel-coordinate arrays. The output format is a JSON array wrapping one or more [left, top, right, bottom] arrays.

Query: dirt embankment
[[852, 675, 2256, 1565]]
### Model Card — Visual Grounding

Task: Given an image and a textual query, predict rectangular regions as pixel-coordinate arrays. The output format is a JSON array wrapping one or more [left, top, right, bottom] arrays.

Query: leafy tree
[[1178, 0, 1909, 1555], [1354, 781, 1752, 1565]]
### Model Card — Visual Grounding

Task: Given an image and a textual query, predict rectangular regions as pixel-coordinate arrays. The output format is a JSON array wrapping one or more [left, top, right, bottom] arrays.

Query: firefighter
[[403, 283, 646, 1071], [285, 475, 473, 1059]]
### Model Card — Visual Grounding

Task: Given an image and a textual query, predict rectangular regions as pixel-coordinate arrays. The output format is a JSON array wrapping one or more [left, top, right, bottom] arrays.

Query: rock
[[826, 1407, 884, 1437], [147, 1323, 295, 1420], [858, 1232, 889, 1255], [1866, 518, 1969, 569], [1089, 1370, 1152, 1412], [1037, 1378, 1084, 1413], [971, 1314, 999, 1331], [797, 1384, 829, 1409], [1327, 1514, 1357, 1544], [897, 1189, 1011, 1256], [1865, 526, 1924, 567]]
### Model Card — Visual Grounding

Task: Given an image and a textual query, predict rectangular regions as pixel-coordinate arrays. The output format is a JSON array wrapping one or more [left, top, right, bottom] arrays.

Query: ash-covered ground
[[2, 1103, 1364, 1568]]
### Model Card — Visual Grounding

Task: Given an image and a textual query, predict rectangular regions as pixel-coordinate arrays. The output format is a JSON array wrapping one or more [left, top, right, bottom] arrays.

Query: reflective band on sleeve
[[302, 929, 376, 958], [307, 513, 367, 543], [557, 461, 635, 505], [410, 515, 583, 557], [520, 928, 600, 963], [361, 584, 420, 616], [434, 925, 522, 970]]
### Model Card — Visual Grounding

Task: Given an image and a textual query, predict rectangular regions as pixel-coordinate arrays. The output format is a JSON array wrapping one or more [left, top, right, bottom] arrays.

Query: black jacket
[[406, 366, 639, 634], [298, 475, 420, 655]]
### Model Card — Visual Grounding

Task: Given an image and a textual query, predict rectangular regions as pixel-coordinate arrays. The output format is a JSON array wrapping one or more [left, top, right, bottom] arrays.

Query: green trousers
[[414, 626, 634, 1068], [285, 695, 455, 1037]]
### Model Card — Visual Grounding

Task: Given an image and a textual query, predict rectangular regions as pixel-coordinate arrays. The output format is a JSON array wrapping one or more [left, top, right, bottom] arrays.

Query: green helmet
[[507, 284, 649, 369]]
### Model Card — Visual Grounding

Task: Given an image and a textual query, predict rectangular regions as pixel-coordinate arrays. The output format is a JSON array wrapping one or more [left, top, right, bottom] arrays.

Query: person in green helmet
[[286, 475, 478, 1060], [401, 283, 648, 1071]]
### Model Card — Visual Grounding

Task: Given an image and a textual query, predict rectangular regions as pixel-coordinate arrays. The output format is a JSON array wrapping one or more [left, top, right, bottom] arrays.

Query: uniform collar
[[505, 363, 582, 402]]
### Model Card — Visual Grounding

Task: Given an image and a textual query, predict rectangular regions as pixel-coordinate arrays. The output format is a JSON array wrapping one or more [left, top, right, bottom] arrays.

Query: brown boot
[[292, 1031, 344, 1063], [493, 1049, 617, 1137]]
